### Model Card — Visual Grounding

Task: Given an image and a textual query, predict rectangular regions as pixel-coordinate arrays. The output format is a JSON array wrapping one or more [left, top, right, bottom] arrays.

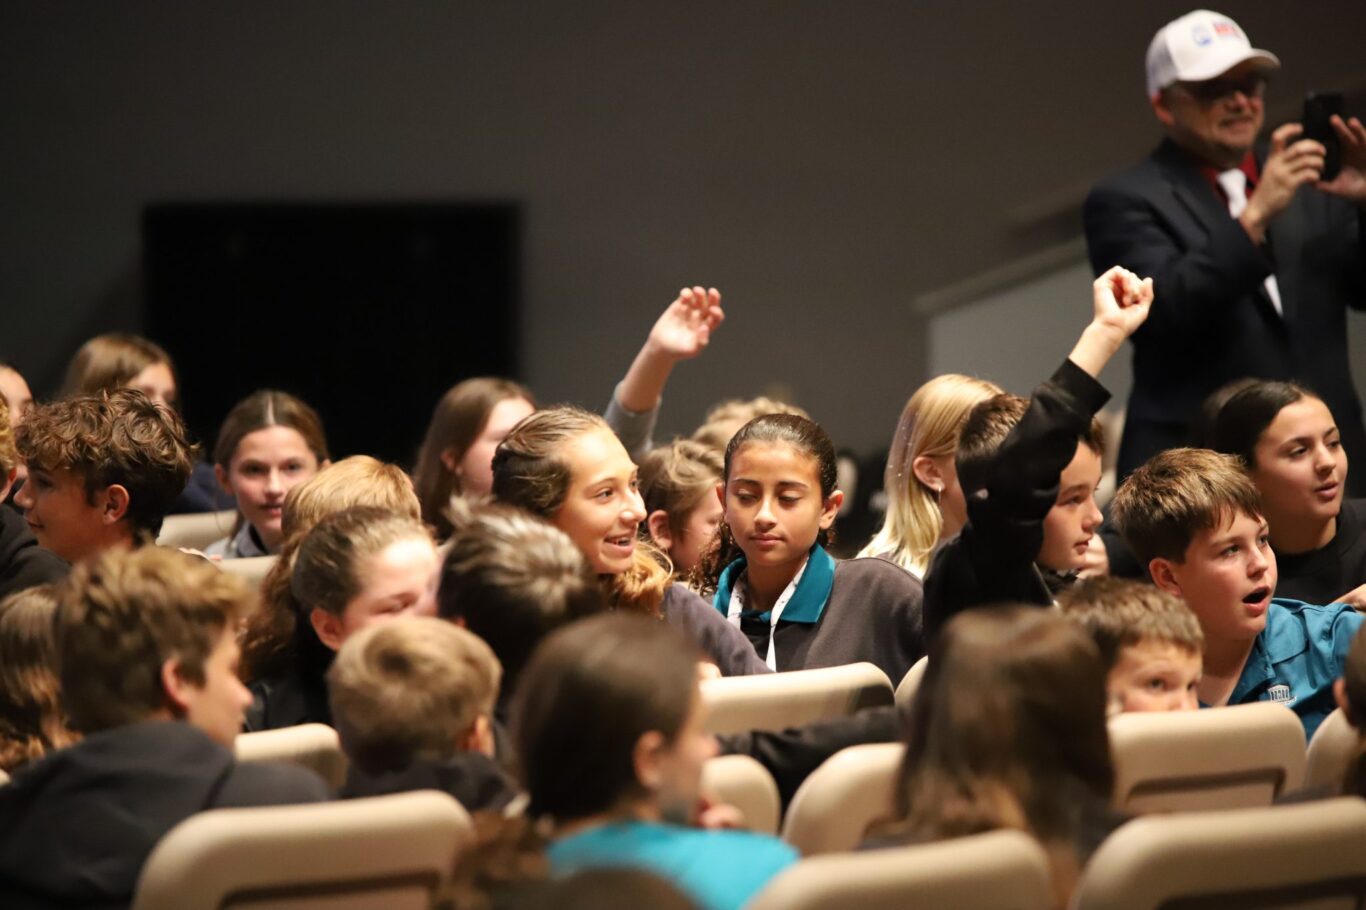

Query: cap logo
[[1213, 20, 1240, 39], [1191, 24, 1212, 46]]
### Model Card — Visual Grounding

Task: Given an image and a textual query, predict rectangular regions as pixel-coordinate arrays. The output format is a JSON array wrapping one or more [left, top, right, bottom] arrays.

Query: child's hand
[[645, 287, 725, 364], [695, 796, 745, 830], [1092, 265, 1153, 339]]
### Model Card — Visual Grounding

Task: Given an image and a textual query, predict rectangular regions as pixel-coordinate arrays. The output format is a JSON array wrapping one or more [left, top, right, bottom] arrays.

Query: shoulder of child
[[1265, 598, 1364, 655], [835, 557, 923, 601], [216, 758, 332, 807]]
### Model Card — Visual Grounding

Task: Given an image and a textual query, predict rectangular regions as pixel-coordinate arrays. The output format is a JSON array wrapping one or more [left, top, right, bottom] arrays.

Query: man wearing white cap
[[1084, 9, 1366, 489]]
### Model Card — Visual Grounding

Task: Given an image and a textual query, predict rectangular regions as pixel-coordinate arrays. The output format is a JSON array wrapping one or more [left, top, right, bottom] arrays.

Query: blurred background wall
[[3, 0, 1364, 458]]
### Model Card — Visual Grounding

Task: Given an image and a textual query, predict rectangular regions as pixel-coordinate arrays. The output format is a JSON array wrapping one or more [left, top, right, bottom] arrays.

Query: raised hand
[[646, 286, 725, 363], [1318, 114, 1366, 206], [1092, 265, 1154, 339]]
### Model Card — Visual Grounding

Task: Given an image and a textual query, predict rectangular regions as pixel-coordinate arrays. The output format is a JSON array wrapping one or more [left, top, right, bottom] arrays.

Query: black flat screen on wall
[[143, 202, 519, 466]]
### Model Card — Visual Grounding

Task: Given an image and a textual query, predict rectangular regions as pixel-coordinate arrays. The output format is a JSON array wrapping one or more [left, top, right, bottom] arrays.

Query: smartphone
[[1302, 92, 1344, 182]]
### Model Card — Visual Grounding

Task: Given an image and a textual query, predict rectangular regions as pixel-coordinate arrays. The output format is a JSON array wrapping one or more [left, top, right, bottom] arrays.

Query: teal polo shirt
[[1230, 598, 1363, 741]]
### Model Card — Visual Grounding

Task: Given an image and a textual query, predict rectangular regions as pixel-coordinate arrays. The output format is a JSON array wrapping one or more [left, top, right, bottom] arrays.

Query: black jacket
[[339, 751, 519, 813], [923, 360, 1109, 642], [1084, 138, 1366, 485], [0, 721, 329, 910], [0, 504, 68, 601]]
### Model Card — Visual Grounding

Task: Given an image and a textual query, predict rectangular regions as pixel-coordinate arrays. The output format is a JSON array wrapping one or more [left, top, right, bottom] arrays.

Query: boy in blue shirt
[[1113, 447, 1364, 739]]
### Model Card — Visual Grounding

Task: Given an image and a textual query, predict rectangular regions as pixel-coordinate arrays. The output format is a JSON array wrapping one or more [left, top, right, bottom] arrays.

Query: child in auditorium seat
[[1211, 380, 1366, 608], [517, 613, 796, 910], [329, 616, 519, 811], [61, 332, 227, 513], [640, 439, 725, 579], [922, 266, 1153, 641], [693, 413, 925, 680], [858, 373, 1003, 578], [413, 377, 537, 537], [14, 390, 195, 564], [1060, 576, 1203, 714], [1113, 447, 1365, 740], [871, 607, 1119, 908], [0, 585, 76, 773], [493, 407, 767, 677], [243, 506, 439, 731], [437, 501, 607, 724], [206, 390, 330, 558], [0, 548, 327, 910]]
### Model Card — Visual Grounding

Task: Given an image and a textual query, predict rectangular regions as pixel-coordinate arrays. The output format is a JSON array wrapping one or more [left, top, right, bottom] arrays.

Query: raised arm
[[604, 286, 725, 460]]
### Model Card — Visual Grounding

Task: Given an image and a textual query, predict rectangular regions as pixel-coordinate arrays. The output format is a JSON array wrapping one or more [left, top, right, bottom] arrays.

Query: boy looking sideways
[[923, 266, 1153, 641], [0, 547, 327, 910], [1113, 448, 1364, 739], [13, 390, 194, 563], [1060, 576, 1204, 714]]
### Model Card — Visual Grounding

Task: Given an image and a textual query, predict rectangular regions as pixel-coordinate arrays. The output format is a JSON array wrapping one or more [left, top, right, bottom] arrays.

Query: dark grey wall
[[3, 1, 1364, 452]]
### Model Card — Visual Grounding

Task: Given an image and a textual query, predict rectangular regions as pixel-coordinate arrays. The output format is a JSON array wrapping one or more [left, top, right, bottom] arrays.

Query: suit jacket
[[1083, 138, 1366, 482]]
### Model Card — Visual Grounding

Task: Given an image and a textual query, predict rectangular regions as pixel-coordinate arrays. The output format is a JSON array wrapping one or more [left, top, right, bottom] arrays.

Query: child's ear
[[819, 491, 845, 530], [714, 482, 725, 508], [99, 484, 131, 525], [160, 656, 195, 716], [632, 730, 667, 793], [1335, 678, 1355, 725], [309, 607, 346, 652], [1148, 558, 1183, 597], [439, 448, 461, 475], [911, 456, 944, 494], [459, 714, 496, 757], [645, 511, 674, 551], [213, 464, 233, 495]]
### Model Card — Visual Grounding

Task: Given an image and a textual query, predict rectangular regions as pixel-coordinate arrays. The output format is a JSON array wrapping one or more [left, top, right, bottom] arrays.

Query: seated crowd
[[2, 263, 1366, 910]]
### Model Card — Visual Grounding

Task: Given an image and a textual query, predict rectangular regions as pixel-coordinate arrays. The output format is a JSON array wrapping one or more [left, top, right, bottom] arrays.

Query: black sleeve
[[715, 705, 901, 808], [923, 360, 1109, 641]]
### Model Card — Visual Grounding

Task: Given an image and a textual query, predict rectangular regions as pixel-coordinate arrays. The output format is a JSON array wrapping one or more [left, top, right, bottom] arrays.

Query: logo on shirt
[[1268, 684, 1297, 707]]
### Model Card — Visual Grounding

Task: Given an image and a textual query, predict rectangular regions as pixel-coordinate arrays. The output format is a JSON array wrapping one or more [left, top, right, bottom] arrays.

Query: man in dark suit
[[1084, 10, 1366, 489]]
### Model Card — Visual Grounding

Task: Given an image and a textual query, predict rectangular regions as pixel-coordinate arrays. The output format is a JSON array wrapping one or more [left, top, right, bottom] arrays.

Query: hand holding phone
[[1302, 92, 1344, 182]]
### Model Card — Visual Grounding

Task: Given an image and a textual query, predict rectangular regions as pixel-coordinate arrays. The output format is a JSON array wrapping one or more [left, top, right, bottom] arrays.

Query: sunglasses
[[1176, 74, 1268, 104]]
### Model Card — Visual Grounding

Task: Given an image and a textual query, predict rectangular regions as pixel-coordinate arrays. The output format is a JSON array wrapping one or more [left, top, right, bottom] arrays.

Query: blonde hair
[[0, 396, 15, 477], [691, 396, 810, 451], [1059, 577, 1204, 670], [241, 458, 422, 682], [57, 548, 251, 733], [859, 374, 1002, 574], [413, 377, 535, 538], [1111, 447, 1264, 565], [0, 586, 77, 772], [329, 616, 501, 774], [492, 406, 671, 617]]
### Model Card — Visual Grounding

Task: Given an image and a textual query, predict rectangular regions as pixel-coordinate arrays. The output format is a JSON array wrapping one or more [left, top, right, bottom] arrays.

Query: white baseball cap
[[1145, 10, 1279, 98]]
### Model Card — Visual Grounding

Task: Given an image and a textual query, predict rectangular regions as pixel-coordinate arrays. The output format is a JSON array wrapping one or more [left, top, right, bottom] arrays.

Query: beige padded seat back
[[781, 742, 903, 855], [749, 829, 1053, 910], [701, 662, 893, 736], [234, 724, 349, 792], [157, 510, 239, 550], [0, 767, 8, 786], [1305, 708, 1361, 795], [894, 656, 928, 712], [700, 754, 781, 835], [1109, 701, 1306, 813], [219, 555, 278, 595], [132, 791, 472, 910], [1073, 797, 1366, 910]]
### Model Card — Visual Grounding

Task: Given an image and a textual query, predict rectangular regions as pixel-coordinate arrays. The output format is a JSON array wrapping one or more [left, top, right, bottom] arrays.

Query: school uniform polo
[[1230, 598, 1364, 741], [712, 545, 924, 683], [548, 820, 797, 910]]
